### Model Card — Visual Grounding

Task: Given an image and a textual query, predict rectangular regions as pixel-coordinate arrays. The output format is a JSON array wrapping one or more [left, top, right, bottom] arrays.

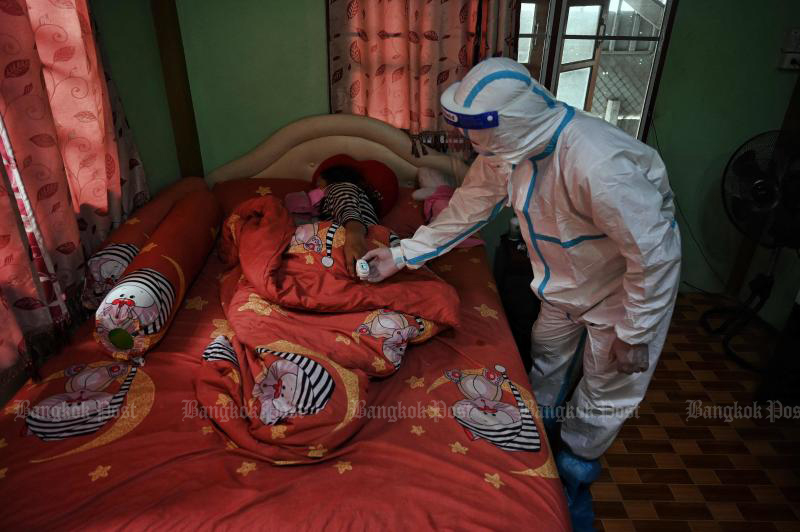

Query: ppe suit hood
[[440, 58, 571, 165]]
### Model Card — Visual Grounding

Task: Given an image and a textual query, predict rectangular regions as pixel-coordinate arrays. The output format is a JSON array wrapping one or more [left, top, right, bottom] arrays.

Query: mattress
[[0, 240, 568, 530]]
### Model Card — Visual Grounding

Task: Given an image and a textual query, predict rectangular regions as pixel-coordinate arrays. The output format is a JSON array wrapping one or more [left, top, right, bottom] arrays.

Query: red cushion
[[311, 154, 399, 217]]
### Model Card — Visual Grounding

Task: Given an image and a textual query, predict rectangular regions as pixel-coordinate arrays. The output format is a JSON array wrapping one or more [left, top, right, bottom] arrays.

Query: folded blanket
[[196, 195, 460, 464]]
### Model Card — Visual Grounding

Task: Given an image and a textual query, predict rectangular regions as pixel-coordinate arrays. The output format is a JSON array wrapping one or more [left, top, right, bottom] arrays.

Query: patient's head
[[319, 165, 364, 188], [319, 164, 381, 214]]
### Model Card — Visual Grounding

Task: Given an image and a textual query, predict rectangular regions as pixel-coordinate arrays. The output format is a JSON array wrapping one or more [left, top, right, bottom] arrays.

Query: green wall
[[90, 0, 180, 193], [175, 0, 329, 174], [649, 0, 800, 327], [92, 0, 328, 188]]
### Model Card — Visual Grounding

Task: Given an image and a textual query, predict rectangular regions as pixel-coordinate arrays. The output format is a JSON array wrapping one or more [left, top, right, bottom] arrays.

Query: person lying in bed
[[316, 165, 382, 278]]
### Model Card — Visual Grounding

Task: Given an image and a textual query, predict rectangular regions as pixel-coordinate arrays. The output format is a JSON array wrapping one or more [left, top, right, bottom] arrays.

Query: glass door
[[548, 0, 669, 137], [552, 0, 608, 111], [588, 0, 667, 137], [516, 1, 552, 82], [513, 0, 673, 139]]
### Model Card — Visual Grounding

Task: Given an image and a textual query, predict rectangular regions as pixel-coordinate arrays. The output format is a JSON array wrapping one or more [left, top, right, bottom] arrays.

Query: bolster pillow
[[81, 177, 209, 309], [94, 188, 222, 360]]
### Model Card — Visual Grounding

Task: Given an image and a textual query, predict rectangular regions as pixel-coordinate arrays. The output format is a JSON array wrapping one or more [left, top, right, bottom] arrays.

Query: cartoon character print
[[291, 222, 323, 253], [26, 363, 137, 441], [96, 269, 175, 339], [357, 310, 419, 368], [253, 349, 335, 426], [445, 365, 540, 452], [253, 359, 305, 425], [81, 244, 139, 309], [99, 283, 160, 332], [288, 222, 342, 268]]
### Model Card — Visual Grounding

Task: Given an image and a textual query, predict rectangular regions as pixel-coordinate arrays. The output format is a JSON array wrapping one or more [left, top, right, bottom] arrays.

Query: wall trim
[[151, 0, 204, 177]]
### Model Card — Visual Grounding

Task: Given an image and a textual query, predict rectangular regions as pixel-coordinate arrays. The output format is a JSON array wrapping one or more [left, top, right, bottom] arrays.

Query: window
[[515, 1, 551, 81], [515, 0, 673, 139]]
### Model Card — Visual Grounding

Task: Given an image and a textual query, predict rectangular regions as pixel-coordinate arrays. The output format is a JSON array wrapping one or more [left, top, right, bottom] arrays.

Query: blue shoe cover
[[556, 450, 600, 532]]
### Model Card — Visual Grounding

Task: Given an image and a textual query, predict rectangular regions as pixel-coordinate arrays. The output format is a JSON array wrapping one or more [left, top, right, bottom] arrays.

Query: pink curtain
[[328, 0, 481, 133], [0, 0, 147, 371]]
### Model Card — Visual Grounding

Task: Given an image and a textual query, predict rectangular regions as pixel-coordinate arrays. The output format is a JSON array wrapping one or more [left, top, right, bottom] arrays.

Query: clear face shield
[[440, 86, 501, 157]]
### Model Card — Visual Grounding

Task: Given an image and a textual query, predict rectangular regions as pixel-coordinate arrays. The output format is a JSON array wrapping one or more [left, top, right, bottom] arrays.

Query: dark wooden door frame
[[640, 0, 679, 141], [151, 0, 204, 177]]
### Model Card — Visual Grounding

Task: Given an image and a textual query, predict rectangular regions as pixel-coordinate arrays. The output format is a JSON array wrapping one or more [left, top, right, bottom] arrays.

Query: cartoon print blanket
[[195, 196, 461, 463]]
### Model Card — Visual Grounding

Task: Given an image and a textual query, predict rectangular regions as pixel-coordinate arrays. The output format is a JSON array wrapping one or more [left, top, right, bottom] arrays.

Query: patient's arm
[[343, 220, 368, 277]]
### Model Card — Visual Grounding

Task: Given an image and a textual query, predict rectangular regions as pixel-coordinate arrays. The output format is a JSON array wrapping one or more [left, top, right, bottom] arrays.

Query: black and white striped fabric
[[203, 336, 239, 367], [414, 316, 425, 335], [83, 243, 140, 308], [118, 269, 175, 335], [389, 233, 401, 247], [89, 243, 139, 272], [255, 348, 334, 416], [320, 182, 379, 227], [26, 366, 138, 441], [499, 371, 541, 452], [321, 223, 340, 268], [453, 367, 541, 453]]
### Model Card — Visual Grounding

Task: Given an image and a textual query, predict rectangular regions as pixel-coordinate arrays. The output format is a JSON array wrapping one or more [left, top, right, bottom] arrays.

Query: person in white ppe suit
[[363, 57, 681, 529]]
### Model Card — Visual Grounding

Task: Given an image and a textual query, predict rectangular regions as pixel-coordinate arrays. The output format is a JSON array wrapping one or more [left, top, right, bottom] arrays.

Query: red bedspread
[[196, 196, 463, 463], [0, 247, 568, 530]]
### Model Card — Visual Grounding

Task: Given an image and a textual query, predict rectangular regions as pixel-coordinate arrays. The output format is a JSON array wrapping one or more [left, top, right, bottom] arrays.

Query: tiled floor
[[590, 293, 800, 532]]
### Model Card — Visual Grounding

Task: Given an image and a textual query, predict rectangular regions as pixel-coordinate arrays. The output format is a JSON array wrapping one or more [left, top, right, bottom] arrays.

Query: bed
[[0, 115, 569, 530]]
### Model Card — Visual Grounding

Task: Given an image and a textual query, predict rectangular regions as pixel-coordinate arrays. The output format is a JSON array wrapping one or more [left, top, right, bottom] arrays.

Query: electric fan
[[700, 130, 800, 370]]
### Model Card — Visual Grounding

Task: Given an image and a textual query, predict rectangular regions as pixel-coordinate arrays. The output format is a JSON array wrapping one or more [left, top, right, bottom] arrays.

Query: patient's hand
[[344, 221, 368, 278]]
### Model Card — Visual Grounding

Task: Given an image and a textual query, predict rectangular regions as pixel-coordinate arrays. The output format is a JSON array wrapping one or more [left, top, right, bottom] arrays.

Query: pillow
[[311, 154, 399, 217], [81, 177, 208, 309], [212, 178, 312, 217], [94, 188, 222, 360], [380, 187, 426, 238]]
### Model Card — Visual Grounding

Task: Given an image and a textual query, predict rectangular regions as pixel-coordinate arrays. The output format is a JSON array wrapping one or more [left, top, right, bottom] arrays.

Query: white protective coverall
[[393, 58, 681, 460]]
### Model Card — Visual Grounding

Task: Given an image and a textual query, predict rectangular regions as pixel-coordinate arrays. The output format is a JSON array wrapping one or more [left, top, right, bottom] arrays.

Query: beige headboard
[[205, 114, 469, 188]]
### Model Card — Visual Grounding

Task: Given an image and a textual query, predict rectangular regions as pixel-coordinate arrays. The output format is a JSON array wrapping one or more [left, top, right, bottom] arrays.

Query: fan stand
[[699, 247, 782, 371]]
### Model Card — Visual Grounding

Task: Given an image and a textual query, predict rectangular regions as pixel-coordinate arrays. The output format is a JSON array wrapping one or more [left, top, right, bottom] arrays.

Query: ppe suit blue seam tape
[[523, 160, 550, 302], [463, 71, 532, 108], [532, 234, 562, 245], [532, 86, 556, 109], [531, 105, 575, 162], [561, 234, 606, 247], [405, 199, 506, 265], [670, 219, 677, 229], [523, 106, 575, 302], [554, 329, 588, 408], [532, 233, 607, 247]]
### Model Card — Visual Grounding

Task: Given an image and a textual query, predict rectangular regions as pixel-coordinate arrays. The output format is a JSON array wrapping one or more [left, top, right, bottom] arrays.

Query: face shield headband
[[441, 107, 499, 130], [440, 70, 533, 131]]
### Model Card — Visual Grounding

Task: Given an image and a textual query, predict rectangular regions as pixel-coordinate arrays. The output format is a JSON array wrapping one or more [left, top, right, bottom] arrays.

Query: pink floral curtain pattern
[[328, 0, 481, 133], [0, 0, 147, 371]]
